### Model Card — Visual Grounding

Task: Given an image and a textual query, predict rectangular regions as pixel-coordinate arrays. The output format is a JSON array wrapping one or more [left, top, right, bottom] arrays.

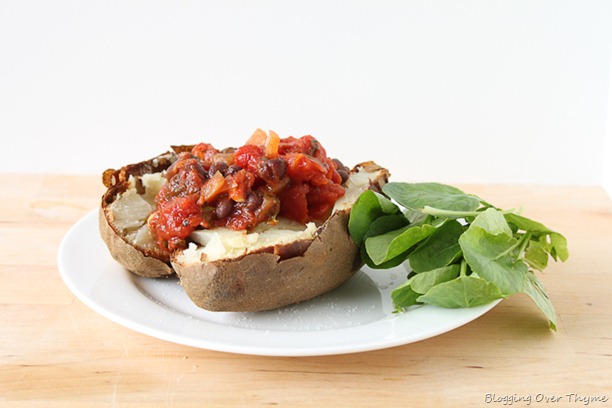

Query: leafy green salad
[[348, 182, 569, 330]]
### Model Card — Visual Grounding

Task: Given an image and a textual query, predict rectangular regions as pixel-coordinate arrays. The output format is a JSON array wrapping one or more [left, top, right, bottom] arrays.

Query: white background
[[1, 1, 612, 194]]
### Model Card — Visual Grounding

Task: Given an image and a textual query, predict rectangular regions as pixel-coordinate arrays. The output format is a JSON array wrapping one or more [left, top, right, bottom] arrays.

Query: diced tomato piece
[[307, 183, 345, 220], [285, 153, 329, 183], [277, 136, 301, 155], [278, 135, 327, 158], [234, 144, 264, 174], [148, 195, 203, 250], [277, 182, 310, 224], [225, 209, 255, 231]]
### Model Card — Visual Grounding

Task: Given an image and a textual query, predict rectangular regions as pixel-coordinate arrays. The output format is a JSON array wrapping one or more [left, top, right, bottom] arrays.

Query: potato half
[[171, 162, 389, 312]]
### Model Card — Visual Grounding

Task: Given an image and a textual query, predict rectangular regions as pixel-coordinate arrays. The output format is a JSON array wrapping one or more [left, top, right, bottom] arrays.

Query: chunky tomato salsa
[[147, 130, 350, 252]]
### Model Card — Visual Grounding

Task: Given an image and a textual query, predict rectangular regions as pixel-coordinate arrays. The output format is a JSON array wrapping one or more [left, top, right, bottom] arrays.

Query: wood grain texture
[[1, 175, 611, 407]]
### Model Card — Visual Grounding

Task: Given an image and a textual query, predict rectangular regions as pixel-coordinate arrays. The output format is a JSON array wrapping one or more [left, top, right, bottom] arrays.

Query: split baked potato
[[99, 131, 389, 312]]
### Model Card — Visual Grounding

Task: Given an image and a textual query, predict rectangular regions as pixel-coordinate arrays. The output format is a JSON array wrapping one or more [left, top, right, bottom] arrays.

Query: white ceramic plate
[[58, 210, 501, 357]]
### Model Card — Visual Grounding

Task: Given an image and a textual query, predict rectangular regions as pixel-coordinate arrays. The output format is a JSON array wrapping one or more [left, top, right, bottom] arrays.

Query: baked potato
[[99, 131, 389, 311]]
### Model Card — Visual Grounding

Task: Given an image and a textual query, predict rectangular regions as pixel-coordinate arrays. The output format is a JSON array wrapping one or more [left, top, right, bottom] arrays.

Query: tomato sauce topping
[[147, 131, 350, 252]]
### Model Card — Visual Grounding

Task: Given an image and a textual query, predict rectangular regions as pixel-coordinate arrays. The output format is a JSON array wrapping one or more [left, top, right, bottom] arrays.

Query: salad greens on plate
[[349, 182, 569, 330]]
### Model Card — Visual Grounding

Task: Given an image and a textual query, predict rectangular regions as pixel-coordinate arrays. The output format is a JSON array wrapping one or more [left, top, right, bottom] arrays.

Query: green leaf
[[409, 265, 461, 294], [363, 214, 409, 239], [459, 224, 528, 296], [550, 232, 569, 262], [524, 238, 549, 271], [504, 212, 551, 233], [522, 272, 558, 330], [349, 190, 400, 245], [417, 275, 504, 308], [391, 280, 421, 310], [382, 182, 481, 212], [408, 220, 465, 272], [402, 208, 431, 225], [472, 208, 513, 236], [365, 224, 437, 266], [504, 213, 569, 263], [360, 245, 409, 270]]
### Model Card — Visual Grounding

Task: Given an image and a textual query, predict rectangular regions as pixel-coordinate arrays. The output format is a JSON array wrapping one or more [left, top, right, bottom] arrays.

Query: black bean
[[257, 158, 287, 184], [332, 158, 348, 172], [332, 158, 350, 184], [226, 164, 243, 175], [208, 161, 229, 178], [245, 191, 263, 211], [215, 198, 234, 219], [337, 169, 350, 184]]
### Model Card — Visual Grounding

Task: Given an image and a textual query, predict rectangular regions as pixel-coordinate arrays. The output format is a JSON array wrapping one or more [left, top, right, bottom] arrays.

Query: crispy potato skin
[[172, 162, 389, 312], [101, 146, 193, 189]]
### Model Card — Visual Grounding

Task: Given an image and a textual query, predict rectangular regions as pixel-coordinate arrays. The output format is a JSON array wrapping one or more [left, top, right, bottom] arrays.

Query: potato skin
[[172, 162, 389, 312]]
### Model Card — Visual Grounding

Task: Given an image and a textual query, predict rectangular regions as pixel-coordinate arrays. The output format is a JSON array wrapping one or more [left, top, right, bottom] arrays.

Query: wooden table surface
[[1, 174, 611, 407]]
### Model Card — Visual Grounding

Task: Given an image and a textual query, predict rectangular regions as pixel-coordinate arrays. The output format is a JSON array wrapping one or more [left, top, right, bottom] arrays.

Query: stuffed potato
[[99, 130, 388, 311]]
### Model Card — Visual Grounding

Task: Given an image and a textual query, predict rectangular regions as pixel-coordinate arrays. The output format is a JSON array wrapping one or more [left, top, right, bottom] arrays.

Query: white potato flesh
[[184, 221, 318, 263], [108, 173, 165, 245], [109, 190, 152, 231]]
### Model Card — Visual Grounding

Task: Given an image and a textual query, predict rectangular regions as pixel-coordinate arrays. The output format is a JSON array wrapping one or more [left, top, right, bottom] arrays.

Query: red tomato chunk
[[147, 133, 348, 252]]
